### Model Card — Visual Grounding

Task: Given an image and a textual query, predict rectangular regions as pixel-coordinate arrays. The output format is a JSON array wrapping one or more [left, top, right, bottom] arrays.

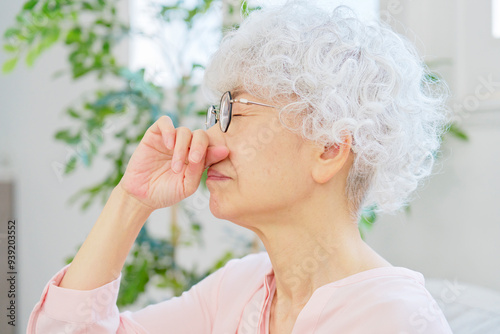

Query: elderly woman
[[27, 1, 453, 333]]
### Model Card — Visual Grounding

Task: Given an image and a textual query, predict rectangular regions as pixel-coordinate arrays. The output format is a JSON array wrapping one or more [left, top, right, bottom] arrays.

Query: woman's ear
[[312, 132, 353, 184]]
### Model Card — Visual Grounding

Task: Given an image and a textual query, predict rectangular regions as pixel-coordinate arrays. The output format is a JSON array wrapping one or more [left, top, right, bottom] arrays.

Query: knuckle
[[176, 126, 191, 134], [193, 129, 208, 140], [173, 129, 190, 150], [192, 129, 207, 141], [189, 131, 208, 159], [173, 128, 192, 146]]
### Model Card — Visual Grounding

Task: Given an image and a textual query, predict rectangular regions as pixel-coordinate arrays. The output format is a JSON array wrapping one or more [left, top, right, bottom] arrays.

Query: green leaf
[[64, 155, 77, 174], [200, 169, 208, 189], [23, 0, 39, 10], [41, 1, 58, 15], [82, 2, 93, 10], [54, 129, 81, 144], [241, 2, 261, 17], [73, 65, 92, 79], [81, 196, 93, 210], [41, 27, 61, 48], [95, 19, 111, 28], [4, 28, 21, 39], [102, 40, 110, 53], [25, 47, 39, 67], [447, 123, 469, 141], [117, 258, 150, 306], [3, 44, 18, 53], [67, 108, 81, 119], [64, 255, 74, 264], [358, 204, 377, 240], [2, 57, 18, 73]]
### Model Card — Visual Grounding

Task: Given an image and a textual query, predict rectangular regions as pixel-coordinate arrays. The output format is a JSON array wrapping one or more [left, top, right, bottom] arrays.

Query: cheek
[[231, 139, 260, 175], [258, 139, 306, 188], [267, 136, 311, 187], [229, 118, 306, 185], [229, 121, 273, 173]]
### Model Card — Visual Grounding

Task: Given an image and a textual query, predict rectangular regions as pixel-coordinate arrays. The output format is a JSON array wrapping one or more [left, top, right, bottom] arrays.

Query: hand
[[118, 116, 229, 210]]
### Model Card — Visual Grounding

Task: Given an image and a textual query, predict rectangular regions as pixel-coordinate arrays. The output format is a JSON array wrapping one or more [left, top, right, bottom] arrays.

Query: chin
[[208, 196, 239, 222], [208, 195, 226, 219]]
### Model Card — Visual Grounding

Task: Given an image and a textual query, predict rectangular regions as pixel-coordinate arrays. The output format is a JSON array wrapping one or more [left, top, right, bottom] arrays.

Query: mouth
[[207, 168, 231, 181]]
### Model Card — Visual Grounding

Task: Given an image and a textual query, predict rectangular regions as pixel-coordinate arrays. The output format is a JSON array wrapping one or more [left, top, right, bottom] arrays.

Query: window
[[129, 0, 221, 88], [129, 0, 378, 88]]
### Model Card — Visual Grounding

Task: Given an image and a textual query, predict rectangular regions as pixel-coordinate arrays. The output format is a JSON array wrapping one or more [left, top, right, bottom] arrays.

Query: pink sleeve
[[26, 262, 229, 334]]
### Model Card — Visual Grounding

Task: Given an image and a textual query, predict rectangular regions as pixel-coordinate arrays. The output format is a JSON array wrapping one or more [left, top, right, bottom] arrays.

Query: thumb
[[204, 145, 230, 169]]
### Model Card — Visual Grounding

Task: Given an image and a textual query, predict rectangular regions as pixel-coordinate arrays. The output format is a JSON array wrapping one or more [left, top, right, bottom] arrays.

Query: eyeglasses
[[205, 91, 277, 133], [206, 91, 358, 153]]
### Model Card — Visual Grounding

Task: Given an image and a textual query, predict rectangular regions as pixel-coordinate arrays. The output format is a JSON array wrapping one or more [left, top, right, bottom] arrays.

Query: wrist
[[109, 184, 155, 224]]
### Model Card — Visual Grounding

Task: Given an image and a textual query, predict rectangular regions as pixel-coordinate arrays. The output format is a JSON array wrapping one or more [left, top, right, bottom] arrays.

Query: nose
[[203, 122, 230, 168], [205, 122, 227, 149], [205, 121, 222, 139]]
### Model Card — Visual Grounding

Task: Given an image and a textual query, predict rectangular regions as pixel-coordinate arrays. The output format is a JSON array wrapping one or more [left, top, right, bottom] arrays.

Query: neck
[[244, 195, 390, 314]]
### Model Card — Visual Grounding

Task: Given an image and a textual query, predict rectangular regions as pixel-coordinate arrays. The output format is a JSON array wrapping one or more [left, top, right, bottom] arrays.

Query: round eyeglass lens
[[206, 105, 217, 129], [219, 91, 231, 132]]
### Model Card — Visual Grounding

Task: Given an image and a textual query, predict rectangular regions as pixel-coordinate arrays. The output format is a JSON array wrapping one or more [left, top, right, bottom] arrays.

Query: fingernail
[[172, 160, 183, 173], [190, 151, 202, 163]]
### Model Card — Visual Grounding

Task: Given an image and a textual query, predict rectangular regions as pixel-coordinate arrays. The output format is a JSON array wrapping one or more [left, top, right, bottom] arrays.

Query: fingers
[[153, 116, 229, 175], [183, 132, 210, 193], [188, 130, 209, 164], [171, 128, 209, 174], [148, 116, 175, 149], [171, 127, 192, 173], [183, 134, 229, 194]]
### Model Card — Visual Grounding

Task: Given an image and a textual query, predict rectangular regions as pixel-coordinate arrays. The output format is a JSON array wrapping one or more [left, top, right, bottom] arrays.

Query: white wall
[[368, 0, 500, 291]]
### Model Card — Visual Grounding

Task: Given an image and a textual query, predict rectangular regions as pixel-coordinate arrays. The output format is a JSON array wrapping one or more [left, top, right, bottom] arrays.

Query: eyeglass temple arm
[[231, 98, 277, 109]]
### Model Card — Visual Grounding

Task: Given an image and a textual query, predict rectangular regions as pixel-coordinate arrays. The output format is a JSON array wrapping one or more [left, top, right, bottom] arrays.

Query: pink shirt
[[27, 251, 452, 333]]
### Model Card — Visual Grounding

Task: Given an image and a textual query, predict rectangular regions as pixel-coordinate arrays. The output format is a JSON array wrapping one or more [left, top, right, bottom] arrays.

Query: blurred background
[[0, 0, 499, 333]]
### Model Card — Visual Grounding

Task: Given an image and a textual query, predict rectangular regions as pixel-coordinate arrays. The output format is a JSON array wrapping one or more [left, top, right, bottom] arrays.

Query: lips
[[207, 168, 230, 179]]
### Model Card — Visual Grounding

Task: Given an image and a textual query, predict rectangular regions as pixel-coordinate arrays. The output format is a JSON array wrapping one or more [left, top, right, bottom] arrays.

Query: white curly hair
[[203, 0, 450, 219]]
